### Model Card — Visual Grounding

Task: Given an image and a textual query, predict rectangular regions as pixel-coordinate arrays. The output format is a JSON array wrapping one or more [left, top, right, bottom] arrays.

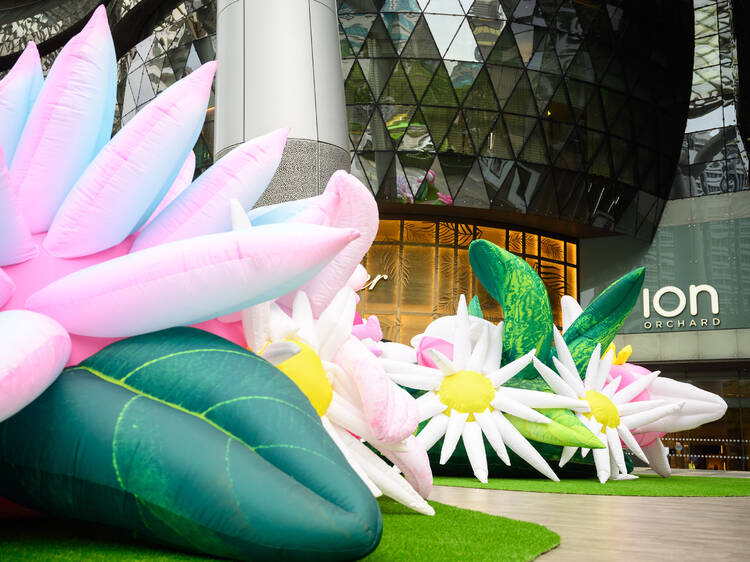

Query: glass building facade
[[339, 0, 694, 240]]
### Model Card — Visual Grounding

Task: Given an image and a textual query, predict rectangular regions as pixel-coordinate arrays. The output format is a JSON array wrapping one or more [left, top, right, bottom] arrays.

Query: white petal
[[491, 394, 551, 424], [552, 327, 580, 384], [292, 291, 317, 349], [559, 446, 577, 467], [429, 348, 457, 376], [532, 357, 578, 398], [316, 288, 356, 360], [498, 387, 589, 411], [229, 198, 252, 230], [476, 409, 509, 465], [612, 371, 660, 404], [453, 295, 471, 370], [440, 411, 469, 464], [493, 412, 559, 481], [462, 421, 489, 482], [621, 402, 684, 431], [483, 322, 503, 373], [561, 295, 582, 333], [241, 301, 270, 352], [584, 343, 602, 391], [551, 356, 585, 397], [387, 371, 441, 391], [268, 302, 298, 342], [606, 426, 627, 475], [617, 424, 648, 463], [617, 399, 668, 417], [381, 359, 439, 378], [378, 342, 417, 363], [415, 392, 446, 422], [327, 392, 407, 452], [488, 349, 535, 387], [416, 413, 449, 451], [592, 446, 611, 483], [259, 341, 300, 366], [321, 416, 381, 497], [467, 324, 489, 372], [597, 347, 614, 388], [334, 422, 434, 515], [601, 375, 622, 397], [643, 438, 672, 478], [324, 360, 359, 404]]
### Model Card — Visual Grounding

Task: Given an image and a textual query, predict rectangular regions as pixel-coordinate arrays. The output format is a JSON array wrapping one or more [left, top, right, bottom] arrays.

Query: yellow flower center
[[584, 390, 620, 431], [274, 340, 333, 417], [438, 370, 496, 421]]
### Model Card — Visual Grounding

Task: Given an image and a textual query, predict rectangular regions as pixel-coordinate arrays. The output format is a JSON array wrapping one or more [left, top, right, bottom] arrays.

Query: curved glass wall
[[358, 217, 577, 343], [339, 0, 694, 240]]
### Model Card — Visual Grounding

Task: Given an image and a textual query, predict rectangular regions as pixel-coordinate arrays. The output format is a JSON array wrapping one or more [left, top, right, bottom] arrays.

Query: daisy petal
[[292, 291, 317, 349], [321, 417, 381, 497], [440, 411, 468, 464], [387, 372, 441, 391], [467, 324, 489, 372], [483, 322, 503, 373], [476, 410, 509, 465], [268, 302, 298, 341], [488, 349, 535, 387], [642, 438, 672, 478], [592, 446, 611, 483], [493, 412, 559, 482], [612, 371, 660, 404], [462, 422, 489, 483], [584, 343, 602, 391], [606, 426, 627, 475], [381, 359, 439, 378], [416, 413, 450, 451], [490, 394, 551, 424], [316, 287, 356, 361], [559, 446, 577, 467], [452, 295, 471, 370], [621, 401, 684, 430], [380, 435, 434, 499], [259, 341, 300, 366], [415, 392, 446, 422], [601, 375, 622, 397], [241, 301, 270, 352], [429, 348, 457, 377], [498, 387, 589, 411], [551, 356, 585, 397], [552, 327, 580, 385], [532, 357, 578, 398], [616, 424, 648, 463], [617, 399, 668, 417]]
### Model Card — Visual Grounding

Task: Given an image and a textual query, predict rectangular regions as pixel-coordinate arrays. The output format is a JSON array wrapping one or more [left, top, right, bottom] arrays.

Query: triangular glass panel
[[359, 15, 398, 58], [554, 35, 579, 73], [400, 151, 435, 199], [512, 0, 535, 23], [602, 57, 627, 92], [470, 0, 512, 18], [421, 62, 459, 106], [445, 61, 482, 103], [574, 2, 601, 35], [136, 66, 155, 106], [350, 154, 375, 195], [606, 4, 624, 33], [168, 46, 189, 79], [379, 62, 417, 104], [444, 18, 481, 62], [536, 0, 560, 24], [380, 0, 422, 12], [485, 65, 523, 110], [339, 14, 377, 56], [440, 111, 474, 153], [394, 156, 409, 199], [345, 61, 375, 104], [609, 137, 629, 180], [122, 77, 137, 116], [459, 0, 476, 12], [455, 160, 490, 207], [553, 127, 583, 171], [558, 173, 588, 222], [464, 109, 498, 150], [427, 156, 454, 204], [185, 45, 202, 74], [518, 121, 550, 165], [510, 22, 534, 64], [417, 0, 431, 9], [135, 35, 155, 62], [438, 153, 476, 196], [348, 104, 375, 149], [425, 0, 465, 15], [399, 108, 435, 151], [421, 105, 458, 147], [588, 138, 613, 178], [566, 42, 595, 82], [381, 104, 418, 146], [527, 70, 560, 113], [580, 88, 605, 131], [372, 154, 399, 201], [381, 12, 421, 54], [358, 109, 393, 151], [481, 115, 515, 158], [359, 58, 398, 101], [401, 16, 441, 59], [492, 164, 526, 212], [339, 23, 355, 58], [341, 59, 355, 80], [402, 58, 440, 100], [587, 3, 613, 41], [358, 151, 394, 197], [485, 25, 523, 68], [527, 32, 561, 74], [566, 79, 594, 121], [617, 150, 636, 187], [339, 0, 379, 13], [463, 67, 499, 110], [526, 169, 560, 216], [613, 192, 637, 236], [479, 156, 514, 201], [424, 14, 464, 56], [468, 17, 506, 59], [600, 89, 625, 129], [503, 71, 538, 116], [542, 119, 573, 161]]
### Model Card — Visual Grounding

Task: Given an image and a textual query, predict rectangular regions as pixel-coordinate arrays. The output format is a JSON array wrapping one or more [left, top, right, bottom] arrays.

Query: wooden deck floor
[[429, 485, 750, 561]]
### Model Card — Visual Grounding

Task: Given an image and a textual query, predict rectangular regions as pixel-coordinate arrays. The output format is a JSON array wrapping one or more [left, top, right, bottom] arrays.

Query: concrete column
[[215, 0, 350, 204]]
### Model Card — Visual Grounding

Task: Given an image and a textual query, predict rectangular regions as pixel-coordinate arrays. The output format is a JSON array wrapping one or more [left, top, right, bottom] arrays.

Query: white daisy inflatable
[[380, 295, 591, 483], [534, 328, 685, 483]]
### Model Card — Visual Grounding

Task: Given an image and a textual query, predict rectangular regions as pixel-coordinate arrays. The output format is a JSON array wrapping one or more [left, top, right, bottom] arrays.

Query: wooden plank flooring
[[429, 485, 750, 561]]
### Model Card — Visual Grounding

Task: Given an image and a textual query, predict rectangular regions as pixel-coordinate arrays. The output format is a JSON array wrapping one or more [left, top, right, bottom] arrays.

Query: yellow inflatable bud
[[275, 340, 333, 417]]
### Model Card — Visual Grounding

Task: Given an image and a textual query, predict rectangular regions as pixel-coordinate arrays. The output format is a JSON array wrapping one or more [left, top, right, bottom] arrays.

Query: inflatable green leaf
[[468, 295, 484, 318], [468, 240, 603, 450], [0, 328, 382, 561], [562, 267, 645, 374]]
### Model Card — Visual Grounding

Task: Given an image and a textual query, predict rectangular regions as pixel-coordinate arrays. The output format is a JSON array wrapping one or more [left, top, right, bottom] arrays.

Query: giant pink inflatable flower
[[0, 7, 360, 422]]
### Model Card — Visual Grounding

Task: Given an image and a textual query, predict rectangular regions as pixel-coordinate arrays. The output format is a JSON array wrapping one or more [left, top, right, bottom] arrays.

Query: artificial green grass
[[365, 498, 559, 561], [435, 475, 750, 497], [0, 498, 559, 561]]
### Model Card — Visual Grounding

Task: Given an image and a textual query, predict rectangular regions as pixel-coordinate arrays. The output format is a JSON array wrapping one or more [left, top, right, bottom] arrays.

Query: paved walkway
[[429, 485, 750, 561]]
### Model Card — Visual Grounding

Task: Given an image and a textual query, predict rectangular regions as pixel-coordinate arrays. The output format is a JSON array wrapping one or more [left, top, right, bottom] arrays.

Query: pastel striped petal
[[0, 150, 36, 266]]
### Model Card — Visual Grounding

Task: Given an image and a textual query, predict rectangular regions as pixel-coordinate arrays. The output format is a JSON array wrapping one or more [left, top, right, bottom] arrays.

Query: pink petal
[[381, 436, 434, 499], [351, 315, 383, 342], [139, 151, 195, 231], [0, 148, 37, 266], [416, 336, 454, 368], [0, 268, 15, 308]]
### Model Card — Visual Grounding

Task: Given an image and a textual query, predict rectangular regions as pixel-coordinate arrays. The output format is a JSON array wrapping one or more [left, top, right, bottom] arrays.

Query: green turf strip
[[0, 498, 559, 561], [435, 475, 750, 496]]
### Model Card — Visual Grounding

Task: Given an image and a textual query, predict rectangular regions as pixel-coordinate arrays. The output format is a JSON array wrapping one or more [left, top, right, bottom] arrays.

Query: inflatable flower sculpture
[[0, 7, 360, 421], [556, 295, 728, 479], [380, 295, 592, 482]]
